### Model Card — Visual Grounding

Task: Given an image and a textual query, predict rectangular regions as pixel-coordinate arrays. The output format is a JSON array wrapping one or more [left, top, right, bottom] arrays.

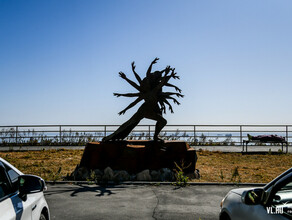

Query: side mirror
[[242, 188, 265, 205], [18, 175, 46, 201]]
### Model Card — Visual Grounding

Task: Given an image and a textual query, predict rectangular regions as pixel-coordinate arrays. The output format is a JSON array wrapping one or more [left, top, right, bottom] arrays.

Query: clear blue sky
[[1, 0, 292, 125]]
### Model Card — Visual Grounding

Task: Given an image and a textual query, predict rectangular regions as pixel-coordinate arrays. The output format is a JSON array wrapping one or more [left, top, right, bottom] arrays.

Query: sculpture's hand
[[175, 87, 182, 93], [113, 93, 121, 97], [171, 72, 180, 80], [118, 109, 127, 115], [173, 99, 181, 105], [152, 57, 159, 64], [119, 71, 126, 79], [165, 65, 171, 74], [131, 62, 136, 70]]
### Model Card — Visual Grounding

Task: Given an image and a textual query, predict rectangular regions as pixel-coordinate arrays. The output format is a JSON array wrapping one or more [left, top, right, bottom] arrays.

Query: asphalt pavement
[[44, 184, 240, 220]]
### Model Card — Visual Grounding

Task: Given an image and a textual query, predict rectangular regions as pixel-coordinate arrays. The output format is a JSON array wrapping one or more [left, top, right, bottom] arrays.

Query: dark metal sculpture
[[103, 58, 183, 142]]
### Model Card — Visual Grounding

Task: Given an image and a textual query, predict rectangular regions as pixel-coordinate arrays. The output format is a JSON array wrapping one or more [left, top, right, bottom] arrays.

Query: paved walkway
[[0, 144, 290, 153], [192, 145, 291, 153], [0, 146, 85, 151]]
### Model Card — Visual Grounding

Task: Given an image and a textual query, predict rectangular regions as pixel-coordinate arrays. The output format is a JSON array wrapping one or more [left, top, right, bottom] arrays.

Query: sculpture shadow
[[71, 184, 121, 197], [45, 184, 126, 197]]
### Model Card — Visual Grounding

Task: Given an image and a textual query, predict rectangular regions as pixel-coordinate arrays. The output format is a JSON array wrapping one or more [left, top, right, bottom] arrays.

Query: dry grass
[[0, 149, 291, 183], [0, 149, 83, 181], [194, 150, 292, 183]]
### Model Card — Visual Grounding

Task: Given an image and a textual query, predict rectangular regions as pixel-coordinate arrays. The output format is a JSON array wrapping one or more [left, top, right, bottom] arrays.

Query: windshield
[[281, 182, 292, 191], [264, 168, 292, 191]]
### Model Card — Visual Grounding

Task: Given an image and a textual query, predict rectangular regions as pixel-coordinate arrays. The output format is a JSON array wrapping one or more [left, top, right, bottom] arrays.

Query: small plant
[[222, 136, 235, 146], [52, 167, 62, 182], [219, 170, 224, 181], [199, 134, 206, 145], [230, 166, 241, 183], [173, 160, 191, 187], [174, 170, 189, 187], [86, 170, 96, 184], [151, 183, 161, 186]]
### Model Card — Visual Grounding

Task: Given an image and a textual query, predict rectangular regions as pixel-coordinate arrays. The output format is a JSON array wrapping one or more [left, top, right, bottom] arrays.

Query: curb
[[45, 181, 266, 187]]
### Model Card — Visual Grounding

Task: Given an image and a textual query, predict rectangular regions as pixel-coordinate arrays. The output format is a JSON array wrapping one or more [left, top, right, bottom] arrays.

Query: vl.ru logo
[[266, 203, 292, 215], [266, 206, 284, 215]]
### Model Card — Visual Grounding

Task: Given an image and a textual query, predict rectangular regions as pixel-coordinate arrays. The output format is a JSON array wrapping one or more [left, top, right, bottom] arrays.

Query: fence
[[0, 124, 291, 148]]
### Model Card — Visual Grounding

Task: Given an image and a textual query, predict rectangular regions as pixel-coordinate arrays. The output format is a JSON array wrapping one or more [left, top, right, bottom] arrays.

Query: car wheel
[[220, 212, 231, 220], [40, 213, 47, 220]]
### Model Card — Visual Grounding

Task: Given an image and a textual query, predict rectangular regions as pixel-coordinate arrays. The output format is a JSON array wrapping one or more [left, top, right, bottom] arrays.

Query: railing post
[[148, 125, 151, 140], [193, 125, 196, 143], [15, 126, 18, 145], [104, 125, 107, 137], [59, 126, 62, 144], [240, 125, 242, 147], [286, 125, 289, 143]]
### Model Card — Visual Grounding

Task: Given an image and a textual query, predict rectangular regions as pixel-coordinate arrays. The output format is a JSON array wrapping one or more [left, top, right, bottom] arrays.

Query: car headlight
[[220, 198, 224, 208], [220, 193, 229, 208]]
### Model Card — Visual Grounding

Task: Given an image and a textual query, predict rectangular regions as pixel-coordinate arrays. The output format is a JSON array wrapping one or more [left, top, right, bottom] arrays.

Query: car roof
[[0, 157, 24, 175]]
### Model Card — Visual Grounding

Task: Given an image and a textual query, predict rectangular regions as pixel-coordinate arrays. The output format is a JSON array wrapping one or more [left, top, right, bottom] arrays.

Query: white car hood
[[230, 187, 256, 196]]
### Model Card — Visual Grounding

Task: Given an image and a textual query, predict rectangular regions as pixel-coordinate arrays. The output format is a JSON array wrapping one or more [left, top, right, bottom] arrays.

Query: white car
[[0, 157, 50, 220], [220, 167, 292, 220]]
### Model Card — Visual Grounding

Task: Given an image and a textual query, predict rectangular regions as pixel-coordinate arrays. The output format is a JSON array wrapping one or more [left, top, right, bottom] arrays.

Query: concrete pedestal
[[79, 140, 197, 174]]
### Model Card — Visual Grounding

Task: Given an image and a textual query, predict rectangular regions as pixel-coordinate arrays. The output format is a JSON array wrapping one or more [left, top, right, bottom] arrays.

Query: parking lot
[[45, 184, 240, 220]]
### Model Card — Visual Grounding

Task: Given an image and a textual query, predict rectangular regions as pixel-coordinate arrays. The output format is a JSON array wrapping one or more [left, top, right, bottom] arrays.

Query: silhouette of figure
[[103, 58, 183, 142]]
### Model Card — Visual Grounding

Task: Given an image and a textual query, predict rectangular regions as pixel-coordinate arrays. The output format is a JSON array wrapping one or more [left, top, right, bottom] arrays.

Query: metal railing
[[0, 124, 291, 147]]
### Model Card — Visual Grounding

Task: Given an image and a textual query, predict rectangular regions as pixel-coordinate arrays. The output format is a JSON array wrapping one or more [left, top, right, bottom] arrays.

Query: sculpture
[[103, 58, 183, 142]]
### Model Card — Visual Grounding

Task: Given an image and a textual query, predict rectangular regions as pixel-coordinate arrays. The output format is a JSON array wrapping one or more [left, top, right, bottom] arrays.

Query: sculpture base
[[79, 140, 197, 174]]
